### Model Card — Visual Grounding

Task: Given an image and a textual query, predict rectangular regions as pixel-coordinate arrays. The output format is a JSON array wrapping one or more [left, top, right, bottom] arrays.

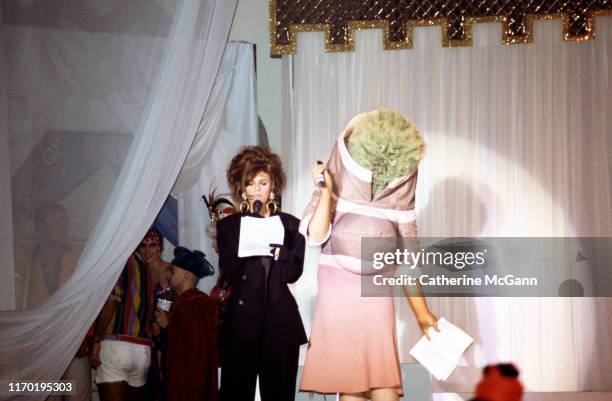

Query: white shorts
[[95, 340, 151, 387]]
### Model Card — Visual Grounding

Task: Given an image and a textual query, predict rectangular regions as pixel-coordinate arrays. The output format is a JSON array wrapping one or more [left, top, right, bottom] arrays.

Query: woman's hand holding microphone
[[306, 161, 334, 244], [311, 161, 333, 195]]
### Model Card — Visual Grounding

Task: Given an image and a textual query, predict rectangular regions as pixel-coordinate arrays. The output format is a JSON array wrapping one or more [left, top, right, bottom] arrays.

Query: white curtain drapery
[[173, 40, 259, 294], [0, 0, 237, 396], [171, 41, 258, 196], [282, 19, 612, 392]]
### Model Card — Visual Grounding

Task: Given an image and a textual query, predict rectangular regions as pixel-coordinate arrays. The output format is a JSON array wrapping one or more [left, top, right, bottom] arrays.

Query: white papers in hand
[[238, 215, 285, 257], [409, 317, 473, 381]]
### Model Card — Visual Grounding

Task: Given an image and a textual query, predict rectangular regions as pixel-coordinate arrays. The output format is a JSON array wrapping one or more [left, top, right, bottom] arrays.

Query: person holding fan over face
[[216, 146, 307, 401], [299, 109, 439, 401]]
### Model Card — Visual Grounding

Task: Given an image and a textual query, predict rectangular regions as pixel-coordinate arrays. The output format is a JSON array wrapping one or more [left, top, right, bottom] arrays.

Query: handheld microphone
[[316, 160, 326, 188]]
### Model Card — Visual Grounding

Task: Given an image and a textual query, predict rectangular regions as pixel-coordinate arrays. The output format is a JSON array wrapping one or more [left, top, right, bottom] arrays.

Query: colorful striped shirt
[[104, 254, 153, 344]]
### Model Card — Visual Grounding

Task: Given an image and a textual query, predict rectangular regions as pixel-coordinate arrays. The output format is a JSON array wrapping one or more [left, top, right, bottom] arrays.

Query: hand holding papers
[[238, 215, 285, 258], [409, 317, 473, 381]]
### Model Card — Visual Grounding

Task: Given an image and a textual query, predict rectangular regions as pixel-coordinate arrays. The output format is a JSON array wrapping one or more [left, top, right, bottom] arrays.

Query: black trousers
[[219, 335, 300, 401]]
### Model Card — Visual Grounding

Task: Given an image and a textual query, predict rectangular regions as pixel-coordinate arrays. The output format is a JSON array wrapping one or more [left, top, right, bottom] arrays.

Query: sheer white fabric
[[174, 41, 258, 294], [0, 0, 237, 394], [282, 20, 612, 391], [171, 41, 258, 196]]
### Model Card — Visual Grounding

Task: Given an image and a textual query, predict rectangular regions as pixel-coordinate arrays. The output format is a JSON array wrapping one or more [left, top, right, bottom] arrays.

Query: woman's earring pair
[[240, 192, 278, 214]]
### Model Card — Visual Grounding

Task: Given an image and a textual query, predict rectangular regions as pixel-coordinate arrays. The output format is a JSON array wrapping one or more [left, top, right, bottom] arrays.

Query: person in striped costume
[[91, 252, 154, 401]]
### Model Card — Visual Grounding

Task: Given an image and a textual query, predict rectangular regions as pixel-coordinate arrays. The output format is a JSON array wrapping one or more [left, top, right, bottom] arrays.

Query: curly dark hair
[[227, 146, 286, 199]]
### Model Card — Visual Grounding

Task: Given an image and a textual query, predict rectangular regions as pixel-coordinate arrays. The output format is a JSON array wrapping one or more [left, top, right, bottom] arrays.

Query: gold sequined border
[[269, 0, 612, 56]]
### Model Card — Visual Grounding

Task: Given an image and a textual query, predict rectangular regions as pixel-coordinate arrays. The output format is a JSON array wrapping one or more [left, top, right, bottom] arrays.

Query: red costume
[[166, 288, 218, 401]]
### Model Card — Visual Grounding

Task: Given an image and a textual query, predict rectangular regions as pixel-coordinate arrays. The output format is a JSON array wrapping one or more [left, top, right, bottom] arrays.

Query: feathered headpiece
[[202, 182, 237, 222]]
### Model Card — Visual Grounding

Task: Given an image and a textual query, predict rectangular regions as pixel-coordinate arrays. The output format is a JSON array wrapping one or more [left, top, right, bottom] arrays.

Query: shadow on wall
[[397, 176, 499, 393]]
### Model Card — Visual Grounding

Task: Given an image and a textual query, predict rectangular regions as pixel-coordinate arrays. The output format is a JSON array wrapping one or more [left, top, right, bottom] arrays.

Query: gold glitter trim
[[269, 2, 612, 56]]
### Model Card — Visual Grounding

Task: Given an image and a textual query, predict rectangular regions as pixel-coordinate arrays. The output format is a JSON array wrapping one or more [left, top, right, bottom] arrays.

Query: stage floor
[[434, 393, 612, 401]]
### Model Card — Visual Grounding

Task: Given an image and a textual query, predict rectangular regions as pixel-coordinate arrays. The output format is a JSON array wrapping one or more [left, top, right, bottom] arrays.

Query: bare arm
[[403, 283, 439, 339], [59, 246, 81, 288], [89, 294, 119, 367], [93, 296, 118, 341], [27, 256, 49, 308], [306, 163, 335, 243]]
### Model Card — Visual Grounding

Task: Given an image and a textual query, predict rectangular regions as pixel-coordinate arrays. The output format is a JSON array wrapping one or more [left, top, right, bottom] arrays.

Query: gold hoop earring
[[267, 193, 278, 214], [240, 192, 249, 214]]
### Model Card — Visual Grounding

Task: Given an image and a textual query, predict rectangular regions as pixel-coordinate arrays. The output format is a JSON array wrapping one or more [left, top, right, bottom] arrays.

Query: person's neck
[[146, 259, 169, 285], [148, 258, 168, 270], [176, 283, 196, 295]]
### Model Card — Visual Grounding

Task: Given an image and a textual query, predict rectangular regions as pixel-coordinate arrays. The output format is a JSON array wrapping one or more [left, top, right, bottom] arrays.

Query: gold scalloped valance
[[269, 0, 612, 56]]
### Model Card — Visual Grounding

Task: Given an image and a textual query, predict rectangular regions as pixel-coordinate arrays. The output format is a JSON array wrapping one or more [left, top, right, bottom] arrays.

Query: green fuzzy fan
[[347, 108, 425, 197]]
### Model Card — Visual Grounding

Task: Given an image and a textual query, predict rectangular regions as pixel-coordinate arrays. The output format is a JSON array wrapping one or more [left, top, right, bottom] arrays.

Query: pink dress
[[299, 130, 421, 396]]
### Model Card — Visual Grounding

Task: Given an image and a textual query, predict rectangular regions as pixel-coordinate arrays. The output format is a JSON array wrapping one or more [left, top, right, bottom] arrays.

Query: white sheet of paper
[[409, 317, 474, 381], [238, 215, 285, 257]]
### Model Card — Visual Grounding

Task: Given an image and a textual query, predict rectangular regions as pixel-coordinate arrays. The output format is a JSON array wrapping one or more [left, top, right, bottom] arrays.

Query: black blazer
[[216, 212, 308, 349]]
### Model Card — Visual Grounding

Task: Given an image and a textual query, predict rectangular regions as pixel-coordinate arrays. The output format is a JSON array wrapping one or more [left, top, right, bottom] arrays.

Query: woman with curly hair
[[216, 146, 307, 401]]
